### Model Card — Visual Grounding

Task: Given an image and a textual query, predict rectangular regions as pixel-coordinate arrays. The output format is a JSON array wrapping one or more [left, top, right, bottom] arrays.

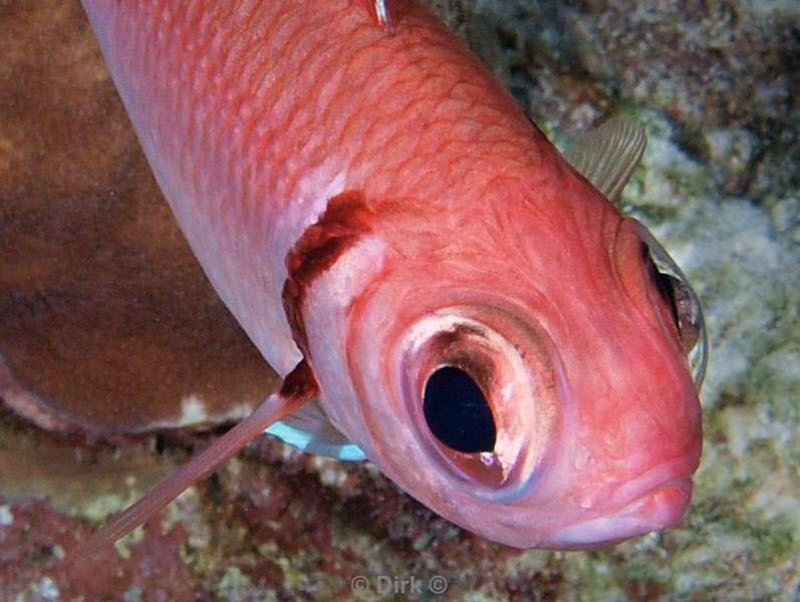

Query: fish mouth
[[546, 477, 693, 549]]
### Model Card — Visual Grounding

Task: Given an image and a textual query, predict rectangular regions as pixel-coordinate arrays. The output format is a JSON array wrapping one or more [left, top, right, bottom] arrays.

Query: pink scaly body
[[81, 0, 545, 374], [78, 0, 703, 549]]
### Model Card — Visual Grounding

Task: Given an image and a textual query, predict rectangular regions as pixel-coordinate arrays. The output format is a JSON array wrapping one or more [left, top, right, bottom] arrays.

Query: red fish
[[75, 0, 706, 552]]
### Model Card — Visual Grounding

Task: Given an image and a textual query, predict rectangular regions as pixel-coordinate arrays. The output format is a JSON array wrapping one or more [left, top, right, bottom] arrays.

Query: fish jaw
[[545, 478, 694, 549]]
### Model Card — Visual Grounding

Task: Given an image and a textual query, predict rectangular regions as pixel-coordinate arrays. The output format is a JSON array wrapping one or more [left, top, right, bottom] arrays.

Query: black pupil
[[423, 366, 496, 454]]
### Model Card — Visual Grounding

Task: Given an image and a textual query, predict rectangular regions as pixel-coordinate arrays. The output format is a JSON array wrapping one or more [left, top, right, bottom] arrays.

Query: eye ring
[[394, 310, 557, 499], [634, 220, 709, 389]]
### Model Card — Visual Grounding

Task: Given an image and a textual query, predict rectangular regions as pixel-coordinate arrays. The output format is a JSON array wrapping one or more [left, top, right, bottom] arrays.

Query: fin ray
[[563, 116, 647, 203], [69, 360, 317, 563]]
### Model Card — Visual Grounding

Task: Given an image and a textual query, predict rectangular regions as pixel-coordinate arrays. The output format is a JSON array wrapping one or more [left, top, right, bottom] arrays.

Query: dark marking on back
[[279, 357, 319, 401], [282, 191, 376, 358]]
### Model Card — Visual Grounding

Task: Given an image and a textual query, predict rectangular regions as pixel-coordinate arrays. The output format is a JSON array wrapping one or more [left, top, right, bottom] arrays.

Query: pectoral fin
[[563, 116, 647, 203], [267, 401, 367, 461], [70, 359, 318, 563]]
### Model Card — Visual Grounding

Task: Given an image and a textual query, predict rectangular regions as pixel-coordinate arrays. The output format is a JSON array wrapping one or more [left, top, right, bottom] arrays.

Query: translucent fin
[[267, 400, 367, 461], [563, 116, 647, 203], [69, 360, 317, 564]]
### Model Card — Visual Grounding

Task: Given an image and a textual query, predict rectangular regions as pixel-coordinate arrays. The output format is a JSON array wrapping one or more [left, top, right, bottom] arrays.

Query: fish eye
[[642, 244, 683, 334], [644, 254, 700, 352], [400, 313, 556, 494], [635, 221, 709, 389], [423, 366, 497, 453]]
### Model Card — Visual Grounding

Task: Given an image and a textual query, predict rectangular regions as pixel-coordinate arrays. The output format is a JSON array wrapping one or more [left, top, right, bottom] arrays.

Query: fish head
[[292, 171, 705, 549]]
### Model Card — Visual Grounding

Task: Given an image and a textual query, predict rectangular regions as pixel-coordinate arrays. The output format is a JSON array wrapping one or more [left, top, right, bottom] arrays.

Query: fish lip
[[606, 452, 700, 508], [545, 477, 693, 549]]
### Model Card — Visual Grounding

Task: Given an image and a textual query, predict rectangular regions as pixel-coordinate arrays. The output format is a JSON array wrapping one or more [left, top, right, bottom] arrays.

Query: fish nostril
[[423, 366, 496, 454]]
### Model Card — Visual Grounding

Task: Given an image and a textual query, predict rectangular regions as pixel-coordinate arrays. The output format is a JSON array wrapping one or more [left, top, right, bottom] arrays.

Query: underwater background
[[1, 0, 798, 599]]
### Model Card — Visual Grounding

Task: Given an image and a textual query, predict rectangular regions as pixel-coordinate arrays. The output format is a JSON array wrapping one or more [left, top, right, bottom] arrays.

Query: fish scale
[[83, 0, 547, 375]]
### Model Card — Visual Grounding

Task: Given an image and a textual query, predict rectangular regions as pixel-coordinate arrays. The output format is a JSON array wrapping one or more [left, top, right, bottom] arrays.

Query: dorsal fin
[[267, 400, 367, 461], [563, 116, 647, 203], [355, 0, 394, 32]]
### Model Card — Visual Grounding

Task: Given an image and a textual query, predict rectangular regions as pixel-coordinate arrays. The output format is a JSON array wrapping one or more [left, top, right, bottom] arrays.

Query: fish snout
[[546, 476, 693, 548]]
